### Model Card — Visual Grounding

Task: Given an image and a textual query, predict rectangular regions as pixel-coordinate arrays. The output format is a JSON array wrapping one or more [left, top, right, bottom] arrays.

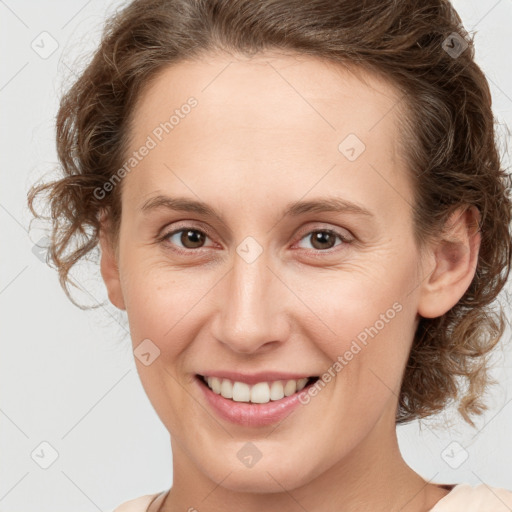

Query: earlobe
[[98, 219, 126, 311], [417, 206, 481, 319]]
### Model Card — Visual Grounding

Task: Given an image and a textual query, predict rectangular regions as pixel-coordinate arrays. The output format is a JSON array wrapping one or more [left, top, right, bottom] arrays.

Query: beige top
[[107, 483, 512, 512]]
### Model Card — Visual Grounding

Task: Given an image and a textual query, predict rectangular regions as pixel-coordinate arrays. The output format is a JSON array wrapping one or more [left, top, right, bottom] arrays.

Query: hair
[[27, 0, 512, 426]]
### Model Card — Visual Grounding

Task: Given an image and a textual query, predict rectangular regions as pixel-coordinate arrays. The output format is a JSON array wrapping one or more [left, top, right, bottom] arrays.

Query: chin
[[215, 471, 309, 494], [200, 453, 320, 493]]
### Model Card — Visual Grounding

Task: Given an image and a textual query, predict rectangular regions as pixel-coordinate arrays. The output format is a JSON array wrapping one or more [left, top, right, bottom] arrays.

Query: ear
[[417, 205, 481, 319], [98, 213, 126, 311]]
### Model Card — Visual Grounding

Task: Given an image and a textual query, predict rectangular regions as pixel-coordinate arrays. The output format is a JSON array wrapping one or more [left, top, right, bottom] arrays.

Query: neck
[[162, 407, 442, 512]]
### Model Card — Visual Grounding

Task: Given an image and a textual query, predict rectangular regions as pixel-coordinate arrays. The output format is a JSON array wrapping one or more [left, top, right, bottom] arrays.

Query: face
[[102, 52, 432, 491]]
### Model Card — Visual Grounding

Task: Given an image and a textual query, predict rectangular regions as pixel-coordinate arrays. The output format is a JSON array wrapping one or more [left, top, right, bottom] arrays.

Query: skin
[[99, 52, 480, 511]]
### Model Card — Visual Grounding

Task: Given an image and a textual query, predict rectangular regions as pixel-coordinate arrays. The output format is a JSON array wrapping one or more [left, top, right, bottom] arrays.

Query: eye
[[158, 224, 353, 255], [295, 228, 352, 252], [160, 227, 214, 252]]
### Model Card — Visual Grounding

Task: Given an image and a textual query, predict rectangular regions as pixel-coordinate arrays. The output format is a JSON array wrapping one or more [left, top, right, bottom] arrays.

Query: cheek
[[121, 230, 420, 372], [120, 264, 210, 428], [301, 250, 419, 392], [119, 256, 219, 362]]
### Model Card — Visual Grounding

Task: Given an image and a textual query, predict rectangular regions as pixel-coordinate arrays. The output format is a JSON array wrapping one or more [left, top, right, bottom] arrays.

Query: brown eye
[[297, 229, 351, 252], [163, 228, 210, 250]]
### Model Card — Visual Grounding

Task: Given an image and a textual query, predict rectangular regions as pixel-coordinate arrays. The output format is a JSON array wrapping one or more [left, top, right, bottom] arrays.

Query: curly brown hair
[[27, 0, 512, 426]]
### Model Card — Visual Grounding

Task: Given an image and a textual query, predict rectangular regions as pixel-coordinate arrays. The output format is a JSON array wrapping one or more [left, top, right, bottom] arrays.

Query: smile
[[199, 374, 318, 403], [195, 374, 321, 427]]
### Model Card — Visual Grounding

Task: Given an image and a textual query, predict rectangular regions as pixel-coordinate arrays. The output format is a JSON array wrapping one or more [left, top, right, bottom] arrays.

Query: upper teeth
[[205, 376, 310, 403]]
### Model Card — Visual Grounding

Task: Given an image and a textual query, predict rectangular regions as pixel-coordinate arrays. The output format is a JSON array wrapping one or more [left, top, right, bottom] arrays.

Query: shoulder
[[431, 483, 512, 511], [104, 492, 163, 512]]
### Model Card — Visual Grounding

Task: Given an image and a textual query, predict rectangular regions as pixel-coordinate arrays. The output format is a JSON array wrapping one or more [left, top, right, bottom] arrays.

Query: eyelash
[[157, 224, 353, 256]]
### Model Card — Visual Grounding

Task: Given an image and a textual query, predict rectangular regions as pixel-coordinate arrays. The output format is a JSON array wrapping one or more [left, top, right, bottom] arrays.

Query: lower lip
[[195, 375, 315, 427]]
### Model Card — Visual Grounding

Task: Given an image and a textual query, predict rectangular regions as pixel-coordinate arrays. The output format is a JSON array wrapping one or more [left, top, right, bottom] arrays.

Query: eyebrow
[[140, 194, 375, 224]]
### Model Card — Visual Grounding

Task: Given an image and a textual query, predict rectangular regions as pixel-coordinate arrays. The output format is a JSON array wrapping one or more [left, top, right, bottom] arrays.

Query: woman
[[27, 0, 512, 510]]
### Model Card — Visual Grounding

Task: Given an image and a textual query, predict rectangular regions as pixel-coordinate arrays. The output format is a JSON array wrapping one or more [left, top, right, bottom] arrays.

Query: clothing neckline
[[146, 484, 460, 511], [429, 483, 461, 510], [146, 489, 169, 512], [436, 483, 457, 493]]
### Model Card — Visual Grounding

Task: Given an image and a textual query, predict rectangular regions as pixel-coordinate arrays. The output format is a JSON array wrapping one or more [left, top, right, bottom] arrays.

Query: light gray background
[[1, 1, 511, 510]]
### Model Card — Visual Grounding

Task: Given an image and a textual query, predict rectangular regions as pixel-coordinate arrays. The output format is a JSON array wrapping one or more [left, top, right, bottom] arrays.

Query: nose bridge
[[214, 243, 286, 353]]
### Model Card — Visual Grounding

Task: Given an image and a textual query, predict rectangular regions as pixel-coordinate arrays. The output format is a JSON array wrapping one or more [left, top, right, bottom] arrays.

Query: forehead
[[122, 52, 411, 218], [130, 51, 403, 142]]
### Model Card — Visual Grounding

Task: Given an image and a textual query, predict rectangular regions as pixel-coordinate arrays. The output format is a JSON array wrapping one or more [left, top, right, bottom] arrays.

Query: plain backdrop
[[1, 0, 512, 510]]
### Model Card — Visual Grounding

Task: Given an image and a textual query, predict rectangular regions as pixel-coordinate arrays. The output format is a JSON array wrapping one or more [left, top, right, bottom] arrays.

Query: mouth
[[196, 374, 320, 404], [195, 373, 322, 427]]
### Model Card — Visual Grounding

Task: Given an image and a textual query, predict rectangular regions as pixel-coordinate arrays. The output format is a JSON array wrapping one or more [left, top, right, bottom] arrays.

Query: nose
[[212, 247, 290, 355]]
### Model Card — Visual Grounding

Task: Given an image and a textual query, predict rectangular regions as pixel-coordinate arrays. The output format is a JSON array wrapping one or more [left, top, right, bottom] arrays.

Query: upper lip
[[197, 371, 317, 386]]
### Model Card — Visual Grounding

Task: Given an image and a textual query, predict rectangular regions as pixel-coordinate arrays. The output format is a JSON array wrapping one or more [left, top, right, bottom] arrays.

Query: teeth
[[233, 381, 251, 402], [251, 382, 270, 404], [210, 376, 221, 394], [220, 378, 233, 399], [270, 380, 285, 401], [204, 376, 310, 403], [284, 379, 298, 396]]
